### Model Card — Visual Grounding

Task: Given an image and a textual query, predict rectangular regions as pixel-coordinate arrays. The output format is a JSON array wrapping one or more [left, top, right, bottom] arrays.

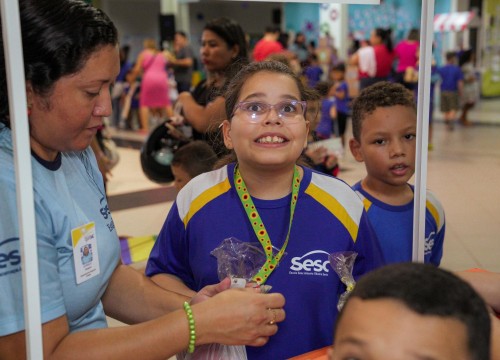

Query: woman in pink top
[[394, 28, 420, 89], [130, 38, 174, 132]]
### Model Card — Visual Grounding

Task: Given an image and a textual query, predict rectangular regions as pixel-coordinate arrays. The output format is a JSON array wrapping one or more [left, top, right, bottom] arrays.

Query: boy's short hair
[[446, 51, 457, 61], [351, 81, 416, 141], [171, 141, 217, 178], [336, 263, 491, 360], [331, 63, 345, 73], [314, 81, 331, 97]]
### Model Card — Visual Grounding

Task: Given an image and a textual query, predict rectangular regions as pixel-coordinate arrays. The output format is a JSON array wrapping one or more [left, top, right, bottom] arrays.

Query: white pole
[[0, 0, 43, 358], [413, 0, 435, 262]]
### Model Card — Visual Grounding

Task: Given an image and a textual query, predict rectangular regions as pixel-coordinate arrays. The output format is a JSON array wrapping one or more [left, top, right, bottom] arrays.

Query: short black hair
[[314, 81, 331, 97], [331, 63, 346, 73], [351, 81, 415, 141], [336, 263, 491, 360], [446, 51, 457, 62], [171, 141, 217, 178], [175, 31, 188, 38]]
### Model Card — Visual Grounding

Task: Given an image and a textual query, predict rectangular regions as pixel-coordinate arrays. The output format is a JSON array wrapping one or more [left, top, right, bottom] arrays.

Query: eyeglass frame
[[231, 100, 308, 123]]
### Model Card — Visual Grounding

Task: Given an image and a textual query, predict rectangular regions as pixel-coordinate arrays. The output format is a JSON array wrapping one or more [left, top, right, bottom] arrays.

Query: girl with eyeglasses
[[147, 61, 385, 359]]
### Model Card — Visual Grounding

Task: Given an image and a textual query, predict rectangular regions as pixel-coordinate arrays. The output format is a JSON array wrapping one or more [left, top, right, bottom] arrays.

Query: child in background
[[330, 262, 491, 360], [330, 63, 350, 146], [349, 82, 445, 265], [437, 51, 464, 130], [313, 81, 338, 139], [171, 140, 217, 191], [303, 53, 323, 88], [459, 49, 477, 127], [303, 86, 339, 177], [146, 61, 384, 359]]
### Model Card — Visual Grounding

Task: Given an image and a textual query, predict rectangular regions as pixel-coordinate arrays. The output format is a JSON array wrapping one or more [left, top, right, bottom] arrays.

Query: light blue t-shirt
[[0, 124, 120, 336]]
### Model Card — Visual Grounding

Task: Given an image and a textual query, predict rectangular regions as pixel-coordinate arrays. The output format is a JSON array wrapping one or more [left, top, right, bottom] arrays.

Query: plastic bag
[[211, 238, 269, 283], [329, 251, 358, 311], [176, 343, 247, 360]]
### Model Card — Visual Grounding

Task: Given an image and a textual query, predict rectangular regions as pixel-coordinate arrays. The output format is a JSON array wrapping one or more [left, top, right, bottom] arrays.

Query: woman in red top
[[350, 28, 394, 90]]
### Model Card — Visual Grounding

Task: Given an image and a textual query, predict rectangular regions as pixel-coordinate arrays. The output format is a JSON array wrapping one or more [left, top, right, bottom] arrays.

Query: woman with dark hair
[[0, 1, 284, 358], [459, 49, 477, 126], [349, 28, 395, 90], [175, 17, 249, 156]]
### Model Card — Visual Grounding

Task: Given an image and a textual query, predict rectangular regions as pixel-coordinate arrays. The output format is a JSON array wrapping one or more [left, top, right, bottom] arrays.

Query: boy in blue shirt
[[330, 63, 350, 146], [437, 51, 464, 130], [348, 82, 445, 265]]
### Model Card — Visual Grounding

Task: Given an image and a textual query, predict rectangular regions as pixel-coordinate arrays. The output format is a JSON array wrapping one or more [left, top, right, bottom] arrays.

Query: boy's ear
[[349, 138, 364, 163], [221, 120, 233, 149]]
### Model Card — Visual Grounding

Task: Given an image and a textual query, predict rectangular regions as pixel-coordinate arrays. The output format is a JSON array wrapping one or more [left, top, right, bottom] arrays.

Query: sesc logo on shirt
[[289, 250, 331, 277], [0, 237, 22, 277]]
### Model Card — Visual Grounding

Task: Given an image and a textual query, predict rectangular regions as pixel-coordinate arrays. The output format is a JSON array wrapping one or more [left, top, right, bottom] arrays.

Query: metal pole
[[413, 0, 435, 262], [0, 0, 43, 358]]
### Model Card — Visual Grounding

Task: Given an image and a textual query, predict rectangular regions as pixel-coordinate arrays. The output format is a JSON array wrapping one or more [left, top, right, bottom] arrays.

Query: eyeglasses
[[232, 100, 307, 123]]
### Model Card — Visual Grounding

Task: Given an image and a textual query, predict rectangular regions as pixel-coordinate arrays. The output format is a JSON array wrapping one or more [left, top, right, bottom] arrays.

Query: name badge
[[71, 222, 100, 284]]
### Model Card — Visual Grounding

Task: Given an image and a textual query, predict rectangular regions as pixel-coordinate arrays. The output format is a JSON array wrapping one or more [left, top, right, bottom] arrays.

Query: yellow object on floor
[[119, 235, 157, 265]]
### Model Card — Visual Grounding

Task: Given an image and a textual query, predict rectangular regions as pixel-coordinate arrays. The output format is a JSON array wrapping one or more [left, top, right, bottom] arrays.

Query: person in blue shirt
[[437, 51, 464, 130], [348, 82, 445, 265], [147, 60, 385, 359], [330, 63, 350, 146], [303, 54, 324, 88], [0, 1, 285, 359]]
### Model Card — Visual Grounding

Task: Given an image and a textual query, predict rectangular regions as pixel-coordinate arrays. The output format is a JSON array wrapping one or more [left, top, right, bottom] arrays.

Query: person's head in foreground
[[330, 262, 491, 360]]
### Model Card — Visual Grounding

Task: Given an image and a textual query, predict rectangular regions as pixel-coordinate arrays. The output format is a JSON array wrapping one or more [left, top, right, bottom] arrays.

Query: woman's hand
[[193, 288, 286, 347]]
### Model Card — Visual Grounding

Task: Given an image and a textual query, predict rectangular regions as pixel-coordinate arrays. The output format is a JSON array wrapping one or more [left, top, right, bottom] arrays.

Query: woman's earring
[[27, 105, 32, 117]]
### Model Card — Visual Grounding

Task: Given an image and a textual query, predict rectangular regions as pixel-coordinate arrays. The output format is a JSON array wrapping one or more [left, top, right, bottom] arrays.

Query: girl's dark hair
[[214, 61, 316, 168], [374, 27, 393, 52], [0, 0, 118, 127], [459, 49, 474, 67]]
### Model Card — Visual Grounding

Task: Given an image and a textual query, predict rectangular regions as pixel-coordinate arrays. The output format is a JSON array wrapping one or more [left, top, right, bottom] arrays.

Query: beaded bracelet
[[183, 301, 196, 353]]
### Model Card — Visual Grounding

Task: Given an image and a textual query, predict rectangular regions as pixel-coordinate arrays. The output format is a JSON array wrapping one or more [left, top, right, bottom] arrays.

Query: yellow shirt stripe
[[305, 182, 359, 242], [183, 178, 231, 227]]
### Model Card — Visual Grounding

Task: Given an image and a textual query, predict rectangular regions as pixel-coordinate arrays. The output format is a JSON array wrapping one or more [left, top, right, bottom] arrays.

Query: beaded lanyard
[[233, 165, 301, 285]]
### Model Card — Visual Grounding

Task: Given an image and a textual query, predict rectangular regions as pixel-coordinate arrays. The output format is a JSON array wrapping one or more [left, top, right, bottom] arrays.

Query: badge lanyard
[[233, 165, 301, 284]]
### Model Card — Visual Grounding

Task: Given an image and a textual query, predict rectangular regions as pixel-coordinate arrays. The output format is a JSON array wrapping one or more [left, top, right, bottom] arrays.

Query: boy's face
[[349, 106, 416, 191], [330, 297, 470, 360], [171, 164, 192, 192], [331, 70, 344, 82]]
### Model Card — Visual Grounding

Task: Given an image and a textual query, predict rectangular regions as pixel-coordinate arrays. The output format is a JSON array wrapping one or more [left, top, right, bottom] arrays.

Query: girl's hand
[[190, 278, 232, 305]]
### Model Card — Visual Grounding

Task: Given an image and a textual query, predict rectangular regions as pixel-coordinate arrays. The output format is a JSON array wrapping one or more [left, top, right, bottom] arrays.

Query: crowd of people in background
[[2, 2, 496, 359], [106, 21, 479, 185]]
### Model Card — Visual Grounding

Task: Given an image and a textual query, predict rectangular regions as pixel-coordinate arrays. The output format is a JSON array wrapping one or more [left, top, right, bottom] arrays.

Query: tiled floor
[[108, 99, 500, 273]]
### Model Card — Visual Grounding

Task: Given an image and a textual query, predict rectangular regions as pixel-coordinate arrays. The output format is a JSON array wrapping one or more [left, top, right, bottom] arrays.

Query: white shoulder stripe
[[426, 189, 445, 230], [309, 172, 364, 224], [176, 166, 229, 220]]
